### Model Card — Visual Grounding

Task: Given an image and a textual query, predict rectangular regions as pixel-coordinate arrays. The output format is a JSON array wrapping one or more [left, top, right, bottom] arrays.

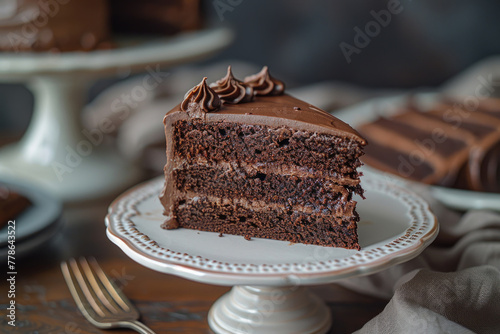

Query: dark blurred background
[[2, 0, 500, 133]]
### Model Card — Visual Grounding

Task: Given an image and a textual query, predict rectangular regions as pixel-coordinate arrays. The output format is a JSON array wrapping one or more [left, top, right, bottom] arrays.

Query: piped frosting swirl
[[210, 66, 253, 104], [244, 66, 285, 96], [181, 77, 221, 117]]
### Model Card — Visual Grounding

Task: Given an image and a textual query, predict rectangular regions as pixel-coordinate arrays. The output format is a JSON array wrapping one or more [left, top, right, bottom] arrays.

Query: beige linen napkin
[[356, 266, 500, 334]]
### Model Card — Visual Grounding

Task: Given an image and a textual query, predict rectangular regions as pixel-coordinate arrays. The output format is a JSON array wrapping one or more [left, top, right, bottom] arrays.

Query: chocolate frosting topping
[[170, 66, 364, 143], [210, 66, 253, 104], [244, 66, 285, 96], [181, 77, 221, 116]]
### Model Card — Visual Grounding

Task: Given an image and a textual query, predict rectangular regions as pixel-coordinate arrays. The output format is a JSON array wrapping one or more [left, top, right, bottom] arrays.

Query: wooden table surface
[[0, 137, 387, 334]]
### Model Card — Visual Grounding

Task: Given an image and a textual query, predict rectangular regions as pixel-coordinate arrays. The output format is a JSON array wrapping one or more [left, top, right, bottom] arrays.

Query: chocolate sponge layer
[[174, 164, 361, 217], [173, 120, 364, 178], [175, 196, 360, 250]]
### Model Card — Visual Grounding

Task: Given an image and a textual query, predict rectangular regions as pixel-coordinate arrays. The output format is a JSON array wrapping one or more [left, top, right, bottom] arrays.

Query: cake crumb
[[219, 233, 224, 237], [244, 235, 252, 241]]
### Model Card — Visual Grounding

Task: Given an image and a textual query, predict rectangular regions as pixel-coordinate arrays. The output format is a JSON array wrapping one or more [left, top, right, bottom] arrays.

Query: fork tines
[[61, 257, 139, 324]]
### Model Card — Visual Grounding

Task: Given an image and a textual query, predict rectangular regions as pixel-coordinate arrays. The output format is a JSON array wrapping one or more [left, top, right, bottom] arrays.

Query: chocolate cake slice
[[160, 67, 366, 249], [359, 98, 500, 192]]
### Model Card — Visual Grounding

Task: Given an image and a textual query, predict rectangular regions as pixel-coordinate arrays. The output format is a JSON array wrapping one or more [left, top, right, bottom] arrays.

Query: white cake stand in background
[[0, 27, 233, 202], [106, 172, 438, 333]]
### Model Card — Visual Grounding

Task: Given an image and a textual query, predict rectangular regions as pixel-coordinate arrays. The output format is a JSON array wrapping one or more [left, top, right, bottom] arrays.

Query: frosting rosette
[[181, 77, 221, 117], [244, 66, 285, 96], [210, 66, 253, 104]]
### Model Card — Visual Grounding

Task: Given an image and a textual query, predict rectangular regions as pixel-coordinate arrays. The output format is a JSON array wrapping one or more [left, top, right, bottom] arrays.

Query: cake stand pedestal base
[[208, 285, 331, 334], [0, 75, 140, 202]]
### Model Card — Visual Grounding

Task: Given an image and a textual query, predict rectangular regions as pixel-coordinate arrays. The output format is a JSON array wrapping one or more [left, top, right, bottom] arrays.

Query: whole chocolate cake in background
[[109, 0, 202, 36], [0, 0, 202, 52], [359, 98, 500, 192], [0, 0, 110, 52], [160, 66, 366, 250]]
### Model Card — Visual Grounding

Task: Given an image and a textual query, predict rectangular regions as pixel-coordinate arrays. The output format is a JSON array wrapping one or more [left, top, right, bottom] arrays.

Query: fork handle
[[120, 320, 157, 334]]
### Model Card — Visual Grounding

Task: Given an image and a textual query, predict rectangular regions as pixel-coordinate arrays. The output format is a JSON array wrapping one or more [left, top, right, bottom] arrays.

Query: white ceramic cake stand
[[0, 28, 233, 201], [106, 171, 438, 333]]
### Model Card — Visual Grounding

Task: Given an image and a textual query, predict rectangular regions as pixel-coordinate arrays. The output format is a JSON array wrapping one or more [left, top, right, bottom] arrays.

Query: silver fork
[[61, 257, 156, 334]]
